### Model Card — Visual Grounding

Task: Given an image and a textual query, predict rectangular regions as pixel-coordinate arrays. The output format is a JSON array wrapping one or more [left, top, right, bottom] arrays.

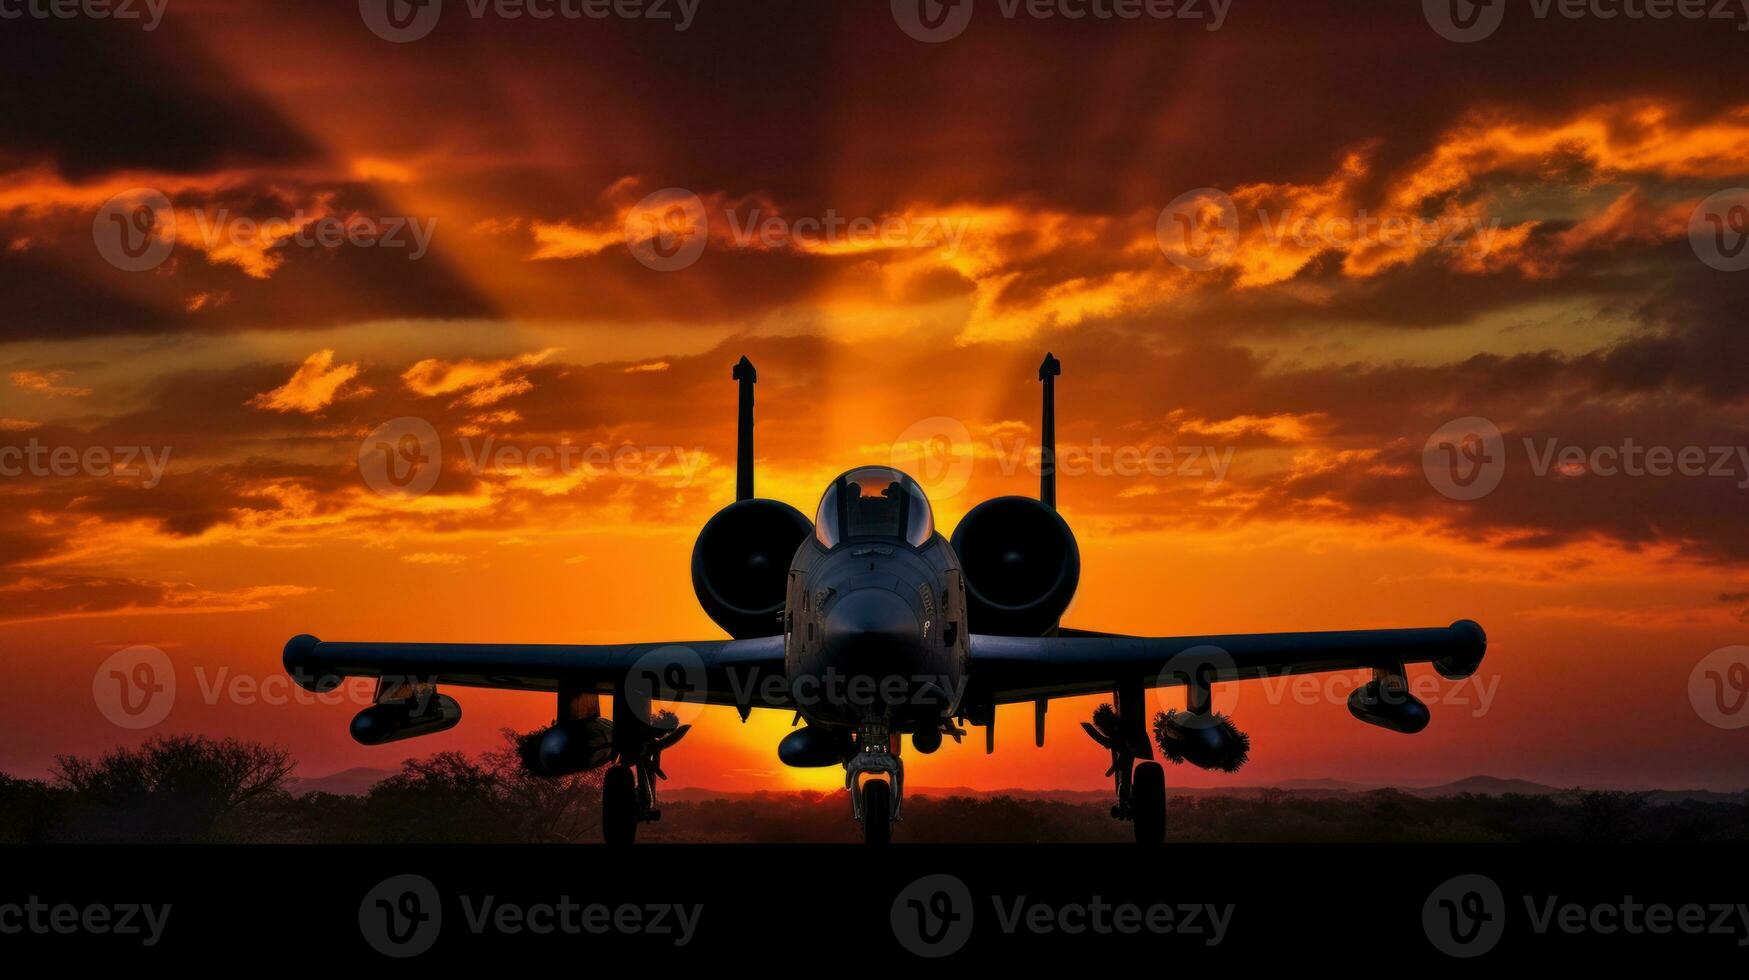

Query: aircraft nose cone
[[822, 588, 918, 667]]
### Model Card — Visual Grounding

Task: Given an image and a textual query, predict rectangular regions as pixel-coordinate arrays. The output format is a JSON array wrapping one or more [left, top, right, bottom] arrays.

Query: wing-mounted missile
[[1153, 709, 1251, 772], [1151, 664, 1250, 772], [1346, 620, 1484, 732], [691, 356, 812, 638], [1348, 664, 1431, 734], [523, 716, 617, 775], [349, 678, 462, 746], [778, 724, 852, 767]]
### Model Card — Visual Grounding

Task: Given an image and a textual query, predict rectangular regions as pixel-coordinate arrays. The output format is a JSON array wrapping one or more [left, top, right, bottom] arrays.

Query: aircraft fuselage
[[784, 530, 969, 732]]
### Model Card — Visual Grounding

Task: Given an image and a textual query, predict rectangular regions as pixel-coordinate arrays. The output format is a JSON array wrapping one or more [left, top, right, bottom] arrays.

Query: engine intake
[[951, 495, 1080, 636], [691, 498, 812, 638]]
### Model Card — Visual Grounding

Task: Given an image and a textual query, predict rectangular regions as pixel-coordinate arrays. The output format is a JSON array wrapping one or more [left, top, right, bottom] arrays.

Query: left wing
[[968, 619, 1487, 703], [283, 633, 791, 709]]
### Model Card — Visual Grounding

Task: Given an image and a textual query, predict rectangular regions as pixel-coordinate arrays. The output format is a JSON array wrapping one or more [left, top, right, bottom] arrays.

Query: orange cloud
[[10, 370, 91, 398], [401, 349, 557, 408], [247, 350, 369, 414]]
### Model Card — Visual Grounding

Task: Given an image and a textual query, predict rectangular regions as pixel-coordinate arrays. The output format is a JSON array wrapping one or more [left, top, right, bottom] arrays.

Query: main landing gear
[[601, 721, 689, 846], [1081, 693, 1166, 845], [845, 725, 903, 845]]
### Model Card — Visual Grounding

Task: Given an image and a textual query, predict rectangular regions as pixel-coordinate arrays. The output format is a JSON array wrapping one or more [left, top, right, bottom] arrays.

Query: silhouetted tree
[[50, 735, 294, 842]]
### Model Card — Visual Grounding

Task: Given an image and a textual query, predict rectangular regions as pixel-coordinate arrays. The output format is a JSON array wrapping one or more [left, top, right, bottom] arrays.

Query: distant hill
[[285, 767, 394, 797], [1410, 776, 1562, 797]]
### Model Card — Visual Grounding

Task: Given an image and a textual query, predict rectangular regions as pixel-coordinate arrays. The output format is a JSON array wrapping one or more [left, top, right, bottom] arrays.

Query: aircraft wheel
[[602, 765, 638, 846], [862, 778, 893, 846], [1132, 762, 1166, 845]]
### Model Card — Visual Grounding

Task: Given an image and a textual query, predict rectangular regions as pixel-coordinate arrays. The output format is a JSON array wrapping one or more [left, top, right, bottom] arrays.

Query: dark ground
[[3, 733, 1744, 844]]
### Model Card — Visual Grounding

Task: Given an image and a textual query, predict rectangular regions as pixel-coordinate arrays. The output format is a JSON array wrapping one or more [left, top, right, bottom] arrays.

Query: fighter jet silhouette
[[284, 355, 1487, 844]]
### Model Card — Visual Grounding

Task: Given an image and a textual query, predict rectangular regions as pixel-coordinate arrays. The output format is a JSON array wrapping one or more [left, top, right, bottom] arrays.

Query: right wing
[[283, 633, 792, 710], [968, 620, 1487, 704]]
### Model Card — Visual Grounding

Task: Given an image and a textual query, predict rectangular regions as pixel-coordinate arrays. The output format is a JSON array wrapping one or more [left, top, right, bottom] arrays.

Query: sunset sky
[[2, 1, 1747, 793]]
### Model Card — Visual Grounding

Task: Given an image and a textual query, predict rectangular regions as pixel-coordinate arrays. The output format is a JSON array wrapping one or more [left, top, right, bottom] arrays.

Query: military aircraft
[[283, 355, 1487, 845]]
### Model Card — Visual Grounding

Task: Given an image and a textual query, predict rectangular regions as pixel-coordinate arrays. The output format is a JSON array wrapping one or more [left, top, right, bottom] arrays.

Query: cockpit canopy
[[814, 466, 934, 549]]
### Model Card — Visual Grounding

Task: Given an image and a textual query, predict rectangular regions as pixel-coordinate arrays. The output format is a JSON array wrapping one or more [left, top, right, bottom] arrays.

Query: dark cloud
[[0, 17, 313, 178]]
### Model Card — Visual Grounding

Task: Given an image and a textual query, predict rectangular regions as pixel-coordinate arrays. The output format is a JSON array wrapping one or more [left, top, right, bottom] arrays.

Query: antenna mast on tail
[[1039, 353, 1061, 509], [734, 356, 756, 501]]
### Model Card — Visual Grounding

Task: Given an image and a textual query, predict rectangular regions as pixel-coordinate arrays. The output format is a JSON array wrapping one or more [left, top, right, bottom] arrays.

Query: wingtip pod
[[283, 634, 341, 693], [1434, 618, 1488, 680]]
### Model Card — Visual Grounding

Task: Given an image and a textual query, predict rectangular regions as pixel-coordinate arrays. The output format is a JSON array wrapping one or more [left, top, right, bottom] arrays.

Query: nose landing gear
[[845, 725, 903, 845], [1082, 695, 1166, 845]]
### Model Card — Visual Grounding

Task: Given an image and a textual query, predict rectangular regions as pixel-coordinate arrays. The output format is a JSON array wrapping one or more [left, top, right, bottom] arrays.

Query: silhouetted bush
[[45, 735, 294, 843]]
